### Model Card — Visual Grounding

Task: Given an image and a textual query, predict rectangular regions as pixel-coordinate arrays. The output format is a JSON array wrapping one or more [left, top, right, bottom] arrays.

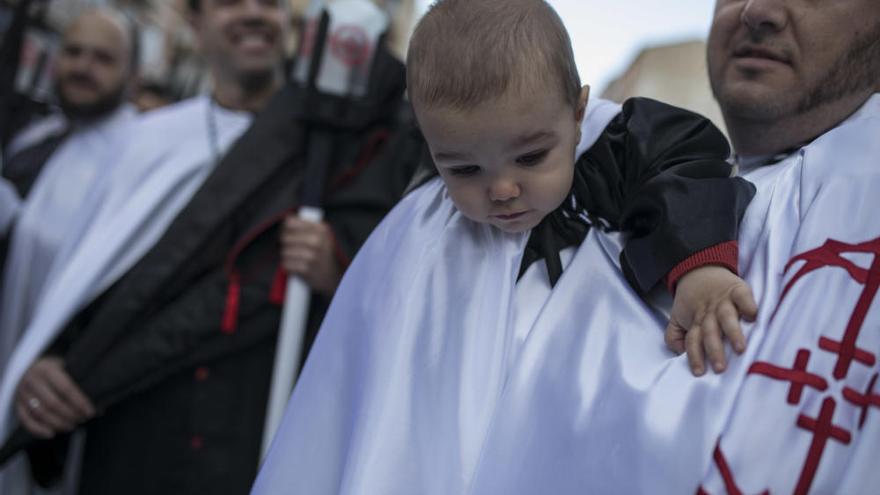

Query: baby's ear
[[575, 85, 590, 122]]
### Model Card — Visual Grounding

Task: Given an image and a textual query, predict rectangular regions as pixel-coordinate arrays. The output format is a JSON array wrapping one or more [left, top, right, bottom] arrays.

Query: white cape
[[253, 94, 880, 494], [0, 105, 136, 375], [0, 95, 251, 494]]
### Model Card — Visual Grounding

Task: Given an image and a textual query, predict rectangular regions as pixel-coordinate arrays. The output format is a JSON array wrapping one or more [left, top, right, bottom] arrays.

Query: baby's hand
[[665, 266, 757, 376]]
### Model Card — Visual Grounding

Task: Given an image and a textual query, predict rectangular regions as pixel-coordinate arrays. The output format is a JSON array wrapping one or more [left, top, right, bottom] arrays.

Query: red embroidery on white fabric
[[705, 237, 880, 495], [780, 239, 880, 379], [795, 397, 852, 495], [697, 442, 769, 495], [843, 373, 880, 429], [748, 349, 828, 405]]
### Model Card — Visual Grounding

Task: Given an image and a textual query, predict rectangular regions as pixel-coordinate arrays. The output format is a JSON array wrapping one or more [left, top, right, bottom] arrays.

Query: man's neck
[[727, 91, 874, 156], [212, 76, 280, 114], [63, 103, 125, 129]]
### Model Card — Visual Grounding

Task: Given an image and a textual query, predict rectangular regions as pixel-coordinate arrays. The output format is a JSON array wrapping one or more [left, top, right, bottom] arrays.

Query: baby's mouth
[[493, 211, 528, 221]]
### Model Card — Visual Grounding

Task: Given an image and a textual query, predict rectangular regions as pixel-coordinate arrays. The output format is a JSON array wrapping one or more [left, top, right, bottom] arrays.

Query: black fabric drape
[[521, 97, 755, 292], [2, 128, 69, 198]]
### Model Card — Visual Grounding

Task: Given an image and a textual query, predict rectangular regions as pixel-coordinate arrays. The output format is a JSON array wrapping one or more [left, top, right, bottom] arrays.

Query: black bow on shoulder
[[517, 172, 598, 287]]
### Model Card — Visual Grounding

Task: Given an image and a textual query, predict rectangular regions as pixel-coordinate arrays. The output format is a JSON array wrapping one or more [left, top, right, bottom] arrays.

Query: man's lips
[[733, 44, 791, 65], [61, 77, 99, 92], [230, 30, 277, 50]]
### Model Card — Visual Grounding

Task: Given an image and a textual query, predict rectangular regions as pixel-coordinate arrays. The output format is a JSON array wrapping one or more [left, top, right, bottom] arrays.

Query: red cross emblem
[[795, 398, 852, 495], [704, 236, 880, 494], [330, 25, 371, 68], [748, 349, 828, 405], [780, 238, 880, 379], [843, 373, 880, 429]]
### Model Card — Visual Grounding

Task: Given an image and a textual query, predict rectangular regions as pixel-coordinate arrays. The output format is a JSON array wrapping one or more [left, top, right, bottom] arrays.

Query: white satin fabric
[[0, 105, 136, 377], [697, 94, 880, 494], [253, 174, 732, 494], [0, 95, 251, 495], [254, 94, 880, 494]]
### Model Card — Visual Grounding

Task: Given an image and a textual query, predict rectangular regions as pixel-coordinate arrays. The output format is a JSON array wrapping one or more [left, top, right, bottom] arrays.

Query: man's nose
[[68, 53, 94, 74], [741, 0, 788, 35], [488, 177, 521, 203], [241, 0, 272, 16]]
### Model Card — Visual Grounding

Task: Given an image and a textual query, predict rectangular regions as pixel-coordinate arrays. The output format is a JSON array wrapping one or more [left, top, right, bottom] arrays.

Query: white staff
[[261, 0, 390, 460]]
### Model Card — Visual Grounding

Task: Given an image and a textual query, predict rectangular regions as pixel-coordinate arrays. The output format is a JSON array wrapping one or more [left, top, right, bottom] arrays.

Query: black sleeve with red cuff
[[576, 97, 755, 294], [665, 240, 740, 293]]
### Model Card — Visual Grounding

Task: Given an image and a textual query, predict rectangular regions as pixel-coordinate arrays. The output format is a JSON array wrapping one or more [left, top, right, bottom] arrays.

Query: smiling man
[[188, 0, 283, 113]]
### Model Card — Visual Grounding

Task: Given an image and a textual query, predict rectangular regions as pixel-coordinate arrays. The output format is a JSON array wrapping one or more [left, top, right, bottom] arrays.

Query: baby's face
[[416, 87, 587, 233]]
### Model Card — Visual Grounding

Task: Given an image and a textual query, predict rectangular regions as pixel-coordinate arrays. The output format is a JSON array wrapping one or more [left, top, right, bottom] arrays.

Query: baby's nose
[[488, 179, 520, 202]]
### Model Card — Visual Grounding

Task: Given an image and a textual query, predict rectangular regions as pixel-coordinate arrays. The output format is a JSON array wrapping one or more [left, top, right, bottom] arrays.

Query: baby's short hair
[[407, 0, 581, 110]]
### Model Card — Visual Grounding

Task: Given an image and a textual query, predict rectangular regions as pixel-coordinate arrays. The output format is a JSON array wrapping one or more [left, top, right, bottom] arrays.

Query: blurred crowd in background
[[0, 0, 417, 113]]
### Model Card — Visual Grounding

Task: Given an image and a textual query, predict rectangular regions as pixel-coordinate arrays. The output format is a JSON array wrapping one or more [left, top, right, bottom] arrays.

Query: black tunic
[[71, 118, 421, 493]]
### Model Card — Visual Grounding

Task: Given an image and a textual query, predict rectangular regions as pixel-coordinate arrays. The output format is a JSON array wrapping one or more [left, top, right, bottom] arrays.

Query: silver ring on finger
[[27, 397, 41, 410]]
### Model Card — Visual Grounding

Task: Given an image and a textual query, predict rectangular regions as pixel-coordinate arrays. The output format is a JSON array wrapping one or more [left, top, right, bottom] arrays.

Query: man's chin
[[716, 82, 799, 121], [59, 96, 123, 121], [230, 52, 280, 73], [234, 66, 279, 92]]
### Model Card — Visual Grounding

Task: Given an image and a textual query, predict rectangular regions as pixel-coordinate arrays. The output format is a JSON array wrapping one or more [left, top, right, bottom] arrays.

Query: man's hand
[[14, 357, 96, 438], [665, 266, 758, 376], [280, 215, 343, 298]]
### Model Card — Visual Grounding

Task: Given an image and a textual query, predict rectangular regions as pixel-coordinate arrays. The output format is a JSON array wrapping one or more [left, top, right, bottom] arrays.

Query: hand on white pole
[[279, 213, 343, 298]]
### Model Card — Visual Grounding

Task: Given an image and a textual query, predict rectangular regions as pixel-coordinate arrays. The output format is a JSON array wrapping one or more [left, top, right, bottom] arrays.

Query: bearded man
[[0, 7, 137, 425]]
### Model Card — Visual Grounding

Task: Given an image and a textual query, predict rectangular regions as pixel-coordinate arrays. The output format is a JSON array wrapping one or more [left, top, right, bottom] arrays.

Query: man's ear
[[575, 84, 590, 123]]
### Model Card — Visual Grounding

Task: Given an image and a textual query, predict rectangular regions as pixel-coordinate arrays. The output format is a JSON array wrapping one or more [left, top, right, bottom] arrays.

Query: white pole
[[259, 0, 390, 461], [260, 205, 323, 460]]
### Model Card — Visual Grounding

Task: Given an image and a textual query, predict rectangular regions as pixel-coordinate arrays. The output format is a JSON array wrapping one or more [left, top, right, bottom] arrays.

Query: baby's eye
[[447, 165, 481, 176], [516, 150, 549, 166]]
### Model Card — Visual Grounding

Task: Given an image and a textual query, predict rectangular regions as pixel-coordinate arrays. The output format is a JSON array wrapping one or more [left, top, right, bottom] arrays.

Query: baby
[[406, 1, 756, 374], [256, 1, 758, 492]]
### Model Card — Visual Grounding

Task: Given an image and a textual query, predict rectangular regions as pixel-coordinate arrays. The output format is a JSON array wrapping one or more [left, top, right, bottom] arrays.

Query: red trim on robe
[[269, 265, 287, 306], [220, 127, 391, 332], [666, 241, 740, 293]]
